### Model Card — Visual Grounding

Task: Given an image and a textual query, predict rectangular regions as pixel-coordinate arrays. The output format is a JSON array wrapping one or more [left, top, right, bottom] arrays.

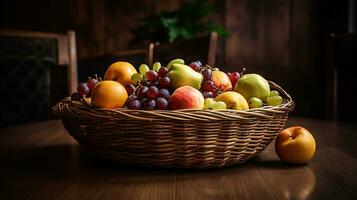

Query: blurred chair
[[325, 33, 357, 122], [147, 32, 218, 66], [0, 30, 78, 126]]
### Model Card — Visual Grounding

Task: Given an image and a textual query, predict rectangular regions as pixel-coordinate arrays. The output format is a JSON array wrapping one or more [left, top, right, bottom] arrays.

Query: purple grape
[[195, 60, 202, 67], [189, 62, 201, 71], [202, 68, 212, 80], [77, 83, 90, 96], [126, 95, 138, 104], [137, 86, 148, 99], [144, 99, 156, 110], [158, 76, 171, 88], [158, 88, 171, 100], [146, 70, 159, 82], [125, 83, 136, 95], [127, 99, 141, 109], [87, 78, 98, 91], [202, 91, 214, 99], [201, 80, 215, 92], [147, 86, 159, 99], [156, 97, 168, 110], [158, 67, 169, 77]]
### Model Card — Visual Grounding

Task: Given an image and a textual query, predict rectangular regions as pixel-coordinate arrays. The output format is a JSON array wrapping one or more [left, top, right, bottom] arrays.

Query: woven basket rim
[[53, 81, 294, 121]]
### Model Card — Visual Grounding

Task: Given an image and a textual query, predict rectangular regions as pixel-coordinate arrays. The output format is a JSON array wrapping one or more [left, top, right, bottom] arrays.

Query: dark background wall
[[0, 0, 354, 119]]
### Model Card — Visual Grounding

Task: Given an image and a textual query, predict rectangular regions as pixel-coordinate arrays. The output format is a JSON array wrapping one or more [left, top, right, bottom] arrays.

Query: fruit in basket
[[91, 80, 128, 108], [227, 72, 240, 87], [158, 76, 171, 88], [202, 68, 212, 80], [158, 88, 171, 100], [158, 67, 169, 77], [248, 97, 263, 108], [234, 73, 270, 101], [275, 126, 316, 164], [211, 71, 232, 92], [124, 83, 136, 95], [270, 90, 279, 97], [167, 58, 184, 70], [212, 101, 227, 110], [139, 64, 150, 75], [77, 83, 90, 96], [169, 86, 204, 109], [215, 91, 249, 110], [204, 98, 215, 109], [189, 61, 202, 72], [104, 61, 137, 85], [167, 63, 203, 90], [267, 95, 283, 106], [153, 62, 161, 72], [156, 97, 169, 109], [146, 70, 159, 82]]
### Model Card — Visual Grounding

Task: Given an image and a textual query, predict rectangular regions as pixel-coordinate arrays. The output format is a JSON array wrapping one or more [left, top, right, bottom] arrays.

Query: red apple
[[169, 86, 204, 109]]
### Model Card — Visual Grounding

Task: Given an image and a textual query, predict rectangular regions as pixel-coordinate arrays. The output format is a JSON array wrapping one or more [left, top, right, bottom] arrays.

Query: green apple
[[167, 63, 203, 90], [234, 73, 270, 101]]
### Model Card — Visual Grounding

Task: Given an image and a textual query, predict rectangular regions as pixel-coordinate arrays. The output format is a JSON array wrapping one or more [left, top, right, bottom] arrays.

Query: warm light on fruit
[[215, 91, 249, 110], [104, 61, 137, 85], [275, 126, 316, 164], [169, 86, 204, 109], [234, 73, 270, 101], [211, 70, 232, 92], [91, 81, 128, 109]]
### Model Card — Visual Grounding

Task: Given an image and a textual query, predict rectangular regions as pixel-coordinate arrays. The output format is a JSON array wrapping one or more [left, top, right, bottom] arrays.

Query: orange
[[275, 126, 316, 164], [104, 61, 137, 85], [91, 81, 128, 108]]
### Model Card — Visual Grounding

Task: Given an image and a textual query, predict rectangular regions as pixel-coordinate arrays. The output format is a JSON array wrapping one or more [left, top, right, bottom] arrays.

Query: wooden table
[[0, 117, 356, 199]]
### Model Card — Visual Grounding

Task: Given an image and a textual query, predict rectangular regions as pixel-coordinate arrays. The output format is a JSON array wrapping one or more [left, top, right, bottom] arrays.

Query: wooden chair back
[[147, 32, 218, 66], [0, 30, 78, 126]]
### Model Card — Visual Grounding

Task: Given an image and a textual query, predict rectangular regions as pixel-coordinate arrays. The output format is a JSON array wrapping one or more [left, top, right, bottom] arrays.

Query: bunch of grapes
[[71, 75, 100, 101], [188, 61, 219, 98], [125, 62, 171, 110]]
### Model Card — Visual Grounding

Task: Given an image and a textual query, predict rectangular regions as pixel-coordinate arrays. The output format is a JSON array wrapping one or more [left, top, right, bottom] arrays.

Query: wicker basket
[[52, 81, 294, 168]]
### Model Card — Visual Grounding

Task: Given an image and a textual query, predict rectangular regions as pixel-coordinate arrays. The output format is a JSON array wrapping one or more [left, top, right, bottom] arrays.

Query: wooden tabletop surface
[[0, 117, 356, 200]]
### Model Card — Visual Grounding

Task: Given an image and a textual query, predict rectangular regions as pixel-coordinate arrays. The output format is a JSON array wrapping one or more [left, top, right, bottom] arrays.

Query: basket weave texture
[[53, 81, 294, 168]]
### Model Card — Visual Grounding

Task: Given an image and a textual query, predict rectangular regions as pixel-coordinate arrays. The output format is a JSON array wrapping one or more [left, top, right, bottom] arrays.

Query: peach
[[169, 86, 204, 110], [275, 126, 316, 164], [211, 71, 232, 92], [104, 61, 137, 85]]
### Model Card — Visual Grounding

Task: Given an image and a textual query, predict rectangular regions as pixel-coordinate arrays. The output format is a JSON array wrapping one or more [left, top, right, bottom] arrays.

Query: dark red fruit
[[147, 86, 159, 99], [87, 78, 98, 91], [125, 83, 136, 95], [156, 97, 168, 110], [158, 88, 171, 100], [228, 72, 240, 86], [158, 67, 169, 77], [146, 70, 159, 81], [77, 83, 90, 96], [189, 62, 201, 71], [202, 68, 212, 80], [158, 76, 171, 88], [137, 86, 148, 99], [127, 99, 141, 109], [201, 80, 215, 92], [144, 99, 156, 110]]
